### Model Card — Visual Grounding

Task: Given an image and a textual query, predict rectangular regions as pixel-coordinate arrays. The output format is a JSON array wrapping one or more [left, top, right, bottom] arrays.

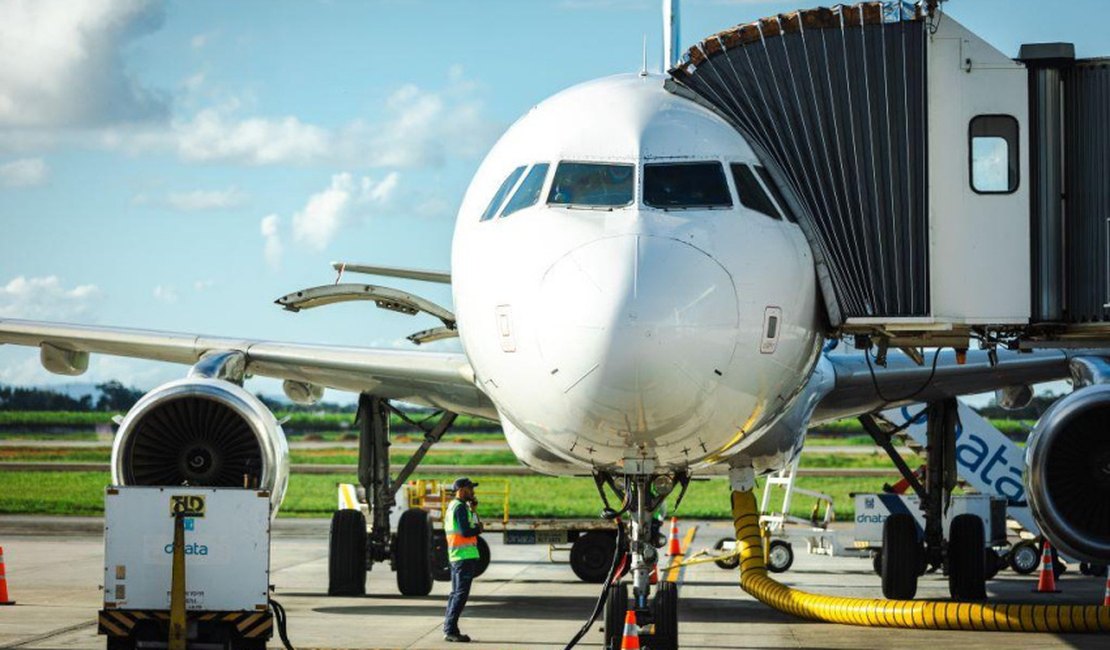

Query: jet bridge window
[[969, 115, 1019, 194], [480, 165, 526, 221], [731, 163, 783, 220], [643, 162, 732, 209], [500, 163, 550, 217], [547, 162, 634, 208]]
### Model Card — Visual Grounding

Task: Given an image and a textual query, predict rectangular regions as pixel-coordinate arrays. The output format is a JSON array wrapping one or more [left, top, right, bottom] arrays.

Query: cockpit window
[[754, 165, 796, 223], [547, 162, 634, 208], [500, 163, 550, 218], [731, 163, 782, 220], [480, 165, 526, 221], [643, 162, 732, 209]]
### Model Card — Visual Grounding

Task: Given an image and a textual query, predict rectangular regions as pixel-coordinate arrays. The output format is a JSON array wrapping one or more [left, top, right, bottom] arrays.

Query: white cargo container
[[852, 493, 1007, 548], [103, 486, 271, 612]]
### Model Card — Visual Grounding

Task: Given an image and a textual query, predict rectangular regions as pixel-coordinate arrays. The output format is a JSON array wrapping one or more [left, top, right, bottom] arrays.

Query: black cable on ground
[[269, 597, 296, 650], [563, 520, 627, 650]]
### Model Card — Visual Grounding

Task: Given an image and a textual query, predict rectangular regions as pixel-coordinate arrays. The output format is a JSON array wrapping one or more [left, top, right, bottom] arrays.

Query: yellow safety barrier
[[731, 490, 1110, 633]]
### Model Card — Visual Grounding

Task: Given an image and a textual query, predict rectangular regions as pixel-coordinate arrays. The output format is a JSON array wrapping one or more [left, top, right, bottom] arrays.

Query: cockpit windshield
[[643, 162, 732, 209], [547, 162, 634, 209]]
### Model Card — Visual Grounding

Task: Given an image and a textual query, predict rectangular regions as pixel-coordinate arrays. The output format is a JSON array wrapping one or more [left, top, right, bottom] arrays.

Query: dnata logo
[[856, 514, 886, 524], [163, 542, 209, 556]]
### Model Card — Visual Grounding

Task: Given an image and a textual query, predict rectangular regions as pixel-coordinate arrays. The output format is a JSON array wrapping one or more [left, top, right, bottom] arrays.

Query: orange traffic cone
[[0, 546, 14, 605], [1102, 571, 1110, 607], [620, 609, 640, 649], [1033, 539, 1060, 593], [667, 517, 682, 557]]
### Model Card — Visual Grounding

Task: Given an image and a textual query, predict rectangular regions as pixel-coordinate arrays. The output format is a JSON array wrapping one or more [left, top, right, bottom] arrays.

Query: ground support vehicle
[[99, 486, 273, 650]]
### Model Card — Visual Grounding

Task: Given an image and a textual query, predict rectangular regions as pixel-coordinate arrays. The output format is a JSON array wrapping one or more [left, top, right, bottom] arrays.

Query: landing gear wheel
[[651, 581, 679, 650], [431, 531, 450, 582], [395, 508, 433, 596], [475, 536, 491, 577], [947, 513, 987, 601], [872, 550, 883, 576], [713, 537, 740, 570], [1008, 540, 1040, 575], [766, 540, 794, 573], [603, 582, 628, 650], [881, 513, 921, 600], [328, 509, 367, 596], [570, 531, 616, 583]]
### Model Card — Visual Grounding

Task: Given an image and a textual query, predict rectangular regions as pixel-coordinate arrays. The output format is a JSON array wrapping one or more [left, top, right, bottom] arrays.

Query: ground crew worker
[[443, 476, 483, 643]]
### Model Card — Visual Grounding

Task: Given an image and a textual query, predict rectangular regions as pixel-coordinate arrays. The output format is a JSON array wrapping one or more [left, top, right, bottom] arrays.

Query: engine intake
[[111, 378, 290, 514], [1026, 383, 1110, 562]]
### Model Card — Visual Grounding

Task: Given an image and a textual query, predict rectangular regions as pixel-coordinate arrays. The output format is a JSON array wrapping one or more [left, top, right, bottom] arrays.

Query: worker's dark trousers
[[444, 558, 477, 634]]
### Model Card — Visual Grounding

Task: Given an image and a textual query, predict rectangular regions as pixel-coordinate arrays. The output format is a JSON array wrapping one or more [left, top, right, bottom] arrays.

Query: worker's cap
[[452, 477, 479, 490]]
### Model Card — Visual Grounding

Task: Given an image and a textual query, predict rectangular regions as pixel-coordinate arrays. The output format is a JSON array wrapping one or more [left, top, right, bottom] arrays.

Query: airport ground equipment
[[668, 2, 1110, 352], [731, 489, 1110, 633], [99, 486, 274, 649]]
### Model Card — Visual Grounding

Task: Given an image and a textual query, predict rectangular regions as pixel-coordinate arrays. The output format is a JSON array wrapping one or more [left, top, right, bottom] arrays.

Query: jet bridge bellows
[[669, 3, 928, 323], [670, 2, 1110, 346]]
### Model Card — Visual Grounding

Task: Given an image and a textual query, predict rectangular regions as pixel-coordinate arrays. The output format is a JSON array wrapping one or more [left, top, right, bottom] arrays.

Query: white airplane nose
[[537, 235, 738, 442]]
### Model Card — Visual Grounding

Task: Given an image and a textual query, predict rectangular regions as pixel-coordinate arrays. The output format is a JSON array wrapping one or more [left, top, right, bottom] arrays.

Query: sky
[[0, 0, 1105, 401]]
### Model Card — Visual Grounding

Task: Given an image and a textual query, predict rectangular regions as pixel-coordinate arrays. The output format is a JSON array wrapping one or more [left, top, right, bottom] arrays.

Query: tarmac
[[1, 517, 1108, 650]]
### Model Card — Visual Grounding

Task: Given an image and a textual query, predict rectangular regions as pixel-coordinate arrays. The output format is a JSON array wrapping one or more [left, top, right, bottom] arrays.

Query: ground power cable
[[730, 489, 1110, 633], [563, 520, 628, 650], [269, 597, 296, 650]]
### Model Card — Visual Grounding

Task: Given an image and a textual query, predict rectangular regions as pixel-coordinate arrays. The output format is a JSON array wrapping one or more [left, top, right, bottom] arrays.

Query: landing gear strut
[[598, 471, 680, 650], [862, 398, 987, 601], [327, 393, 458, 597]]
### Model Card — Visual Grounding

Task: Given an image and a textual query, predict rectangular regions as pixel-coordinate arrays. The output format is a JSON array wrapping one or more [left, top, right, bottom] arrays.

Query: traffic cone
[[620, 609, 640, 649], [667, 517, 681, 557], [1033, 539, 1061, 593], [0, 547, 14, 605], [1102, 571, 1110, 607]]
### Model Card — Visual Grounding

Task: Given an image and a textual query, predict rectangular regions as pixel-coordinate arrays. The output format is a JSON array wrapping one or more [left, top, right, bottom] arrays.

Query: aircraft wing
[[811, 347, 1077, 423], [0, 318, 497, 420]]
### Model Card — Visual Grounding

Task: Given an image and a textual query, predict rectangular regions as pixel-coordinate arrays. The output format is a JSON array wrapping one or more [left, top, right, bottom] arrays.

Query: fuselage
[[451, 74, 823, 474]]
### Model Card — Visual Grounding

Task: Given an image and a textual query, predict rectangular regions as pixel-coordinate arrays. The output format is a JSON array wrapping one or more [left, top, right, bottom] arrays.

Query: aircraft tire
[[603, 582, 627, 650], [881, 513, 920, 600], [328, 509, 367, 596], [948, 514, 987, 601], [652, 581, 679, 650], [396, 508, 434, 596]]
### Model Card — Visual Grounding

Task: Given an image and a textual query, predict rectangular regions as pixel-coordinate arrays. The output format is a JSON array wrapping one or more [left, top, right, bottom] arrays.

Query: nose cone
[[537, 235, 738, 441]]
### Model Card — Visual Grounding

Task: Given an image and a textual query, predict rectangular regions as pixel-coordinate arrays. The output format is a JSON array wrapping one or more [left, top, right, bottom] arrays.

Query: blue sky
[[0, 0, 1104, 399]]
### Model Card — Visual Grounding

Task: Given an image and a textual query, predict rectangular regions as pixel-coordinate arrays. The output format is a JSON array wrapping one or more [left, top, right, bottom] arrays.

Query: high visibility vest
[[445, 498, 480, 562]]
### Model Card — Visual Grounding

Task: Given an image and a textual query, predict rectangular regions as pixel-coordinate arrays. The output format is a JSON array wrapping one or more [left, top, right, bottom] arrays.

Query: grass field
[[0, 470, 889, 520]]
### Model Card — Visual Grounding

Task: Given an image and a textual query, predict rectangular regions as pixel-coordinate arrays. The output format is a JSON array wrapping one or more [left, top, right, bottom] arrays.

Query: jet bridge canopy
[[669, 1, 1110, 348]]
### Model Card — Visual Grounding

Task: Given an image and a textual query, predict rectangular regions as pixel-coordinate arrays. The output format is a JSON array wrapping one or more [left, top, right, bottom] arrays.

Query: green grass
[[0, 470, 889, 520], [0, 431, 101, 441]]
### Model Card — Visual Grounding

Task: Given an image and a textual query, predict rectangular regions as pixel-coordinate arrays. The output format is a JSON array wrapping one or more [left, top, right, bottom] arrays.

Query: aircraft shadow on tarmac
[[309, 595, 801, 624]]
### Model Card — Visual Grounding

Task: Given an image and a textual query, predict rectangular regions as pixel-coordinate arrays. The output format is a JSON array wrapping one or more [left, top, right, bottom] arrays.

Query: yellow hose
[[731, 490, 1110, 633]]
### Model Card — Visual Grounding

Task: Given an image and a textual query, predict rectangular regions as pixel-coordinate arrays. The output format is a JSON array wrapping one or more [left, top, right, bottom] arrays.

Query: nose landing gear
[[595, 471, 685, 650]]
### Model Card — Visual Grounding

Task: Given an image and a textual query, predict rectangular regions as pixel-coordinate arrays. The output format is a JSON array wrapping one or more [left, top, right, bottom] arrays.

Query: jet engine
[[1026, 383, 1110, 562], [110, 378, 290, 514]]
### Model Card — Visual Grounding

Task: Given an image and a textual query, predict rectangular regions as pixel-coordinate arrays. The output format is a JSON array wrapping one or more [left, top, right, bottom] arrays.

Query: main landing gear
[[862, 398, 987, 601], [328, 394, 459, 597], [598, 471, 688, 650]]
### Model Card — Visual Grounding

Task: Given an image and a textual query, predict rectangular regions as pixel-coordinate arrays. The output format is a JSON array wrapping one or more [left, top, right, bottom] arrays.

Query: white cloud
[[291, 172, 400, 251], [0, 157, 48, 187], [152, 285, 178, 303], [175, 108, 330, 165], [261, 214, 283, 269], [0, 0, 167, 127], [0, 276, 100, 320], [166, 187, 248, 212], [190, 32, 215, 50], [193, 279, 215, 292]]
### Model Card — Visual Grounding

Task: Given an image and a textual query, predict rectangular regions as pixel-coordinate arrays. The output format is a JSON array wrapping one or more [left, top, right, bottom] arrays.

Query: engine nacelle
[[111, 378, 290, 515], [1026, 384, 1110, 562]]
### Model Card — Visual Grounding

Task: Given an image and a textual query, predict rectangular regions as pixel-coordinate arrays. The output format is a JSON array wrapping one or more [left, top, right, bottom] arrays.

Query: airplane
[[3, 1, 1109, 648]]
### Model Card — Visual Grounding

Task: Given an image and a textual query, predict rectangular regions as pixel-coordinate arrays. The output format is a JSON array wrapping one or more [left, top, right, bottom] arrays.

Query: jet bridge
[[667, 1, 1110, 349]]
